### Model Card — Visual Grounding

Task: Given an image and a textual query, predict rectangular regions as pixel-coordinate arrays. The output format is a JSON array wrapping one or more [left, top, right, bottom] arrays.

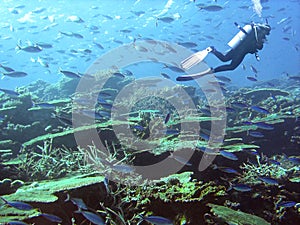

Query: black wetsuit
[[211, 25, 267, 73]]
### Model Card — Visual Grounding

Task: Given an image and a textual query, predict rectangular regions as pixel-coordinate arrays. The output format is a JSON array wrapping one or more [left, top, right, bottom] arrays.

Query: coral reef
[[207, 203, 271, 225]]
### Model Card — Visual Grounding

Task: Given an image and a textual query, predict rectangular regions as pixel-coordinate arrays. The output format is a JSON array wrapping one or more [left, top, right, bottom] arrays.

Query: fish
[[217, 167, 240, 175], [215, 75, 231, 83], [267, 159, 280, 165], [198, 5, 223, 11], [0, 64, 15, 72], [248, 131, 264, 138], [242, 149, 259, 156], [287, 157, 300, 165], [219, 150, 238, 160], [65, 194, 88, 210], [130, 10, 145, 16], [163, 64, 185, 73], [93, 41, 104, 49], [247, 76, 258, 82], [250, 106, 270, 114], [231, 102, 248, 108], [0, 197, 33, 211], [254, 122, 274, 130], [59, 69, 82, 79], [0, 88, 20, 96], [75, 210, 105, 225], [6, 221, 29, 225], [168, 152, 192, 166], [164, 113, 171, 124], [33, 102, 55, 109], [276, 201, 297, 208], [1, 71, 28, 78], [72, 32, 84, 39], [16, 44, 42, 53], [140, 215, 173, 225], [35, 42, 53, 48], [161, 73, 171, 79], [39, 213, 63, 223], [250, 65, 258, 74], [258, 176, 279, 185], [32, 7, 46, 14], [157, 17, 175, 23], [232, 184, 252, 192], [133, 125, 145, 131], [165, 129, 180, 136], [120, 29, 132, 33], [177, 42, 197, 48]]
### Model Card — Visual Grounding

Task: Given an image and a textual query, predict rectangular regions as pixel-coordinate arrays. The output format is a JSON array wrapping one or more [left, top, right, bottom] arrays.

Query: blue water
[[0, 0, 299, 90]]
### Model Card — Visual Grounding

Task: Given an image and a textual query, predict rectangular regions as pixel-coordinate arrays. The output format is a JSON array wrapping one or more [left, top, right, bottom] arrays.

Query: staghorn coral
[[18, 140, 89, 181]]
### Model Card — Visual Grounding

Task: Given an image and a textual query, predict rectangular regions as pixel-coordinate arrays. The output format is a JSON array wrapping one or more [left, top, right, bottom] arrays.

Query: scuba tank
[[228, 23, 253, 49]]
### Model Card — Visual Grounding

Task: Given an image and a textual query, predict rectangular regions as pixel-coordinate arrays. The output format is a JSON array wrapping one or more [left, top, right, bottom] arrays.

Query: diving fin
[[180, 47, 213, 70], [176, 68, 213, 81]]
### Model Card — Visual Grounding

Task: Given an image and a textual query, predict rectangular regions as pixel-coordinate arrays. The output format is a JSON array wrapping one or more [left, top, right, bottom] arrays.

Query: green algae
[[207, 203, 271, 225]]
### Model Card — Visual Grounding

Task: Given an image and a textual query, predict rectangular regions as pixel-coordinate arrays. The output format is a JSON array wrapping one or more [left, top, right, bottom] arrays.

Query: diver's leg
[[211, 49, 233, 62], [213, 54, 245, 73]]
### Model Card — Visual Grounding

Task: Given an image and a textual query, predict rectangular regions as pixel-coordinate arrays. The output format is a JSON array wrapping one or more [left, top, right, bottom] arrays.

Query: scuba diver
[[177, 22, 271, 81]]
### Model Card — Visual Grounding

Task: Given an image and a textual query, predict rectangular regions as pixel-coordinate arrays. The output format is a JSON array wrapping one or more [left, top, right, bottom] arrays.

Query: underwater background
[[0, 0, 299, 224]]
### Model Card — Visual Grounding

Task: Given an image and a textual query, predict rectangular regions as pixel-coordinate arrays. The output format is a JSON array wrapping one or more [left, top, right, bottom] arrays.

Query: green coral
[[3, 173, 104, 203], [207, 203, 271, 225], [123, 172, 226, 205]]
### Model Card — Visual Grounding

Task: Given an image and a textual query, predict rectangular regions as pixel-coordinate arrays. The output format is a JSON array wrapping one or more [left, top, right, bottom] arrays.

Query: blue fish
[[219, 150, 238, 160], [250, 106, 270, 114], [75, 210, 105, 225], [164, 113, 171, 124], [164, 129, 180, 136], [242, 149, 259, 156], [276, 201, 297, 208], [0, 88, 20, 97], [249, 131, 264, 138], [231, 102, 248, 108], [7, 221, 29, 225], [232, 184, 252, 192], [254, 122, 274, 130], [258, 176, 279, 185], [65, 194, 88, 210], [267, 159, 280, 165], [0, 197, 33, 211], [133, 125, 145, 131], [218, 167, 240, 175], [140, 215, 173, 225], [39, 213, 63, 223], [288, 157, 300, 165]]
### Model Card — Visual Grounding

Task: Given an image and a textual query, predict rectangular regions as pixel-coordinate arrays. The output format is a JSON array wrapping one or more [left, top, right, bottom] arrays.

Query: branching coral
[[122, 172, 226, 206], [18, 139, 89, 181]]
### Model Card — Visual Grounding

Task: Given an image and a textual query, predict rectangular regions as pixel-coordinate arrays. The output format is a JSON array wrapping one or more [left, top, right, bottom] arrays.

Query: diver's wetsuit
[[211, 24, 268, 73]]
